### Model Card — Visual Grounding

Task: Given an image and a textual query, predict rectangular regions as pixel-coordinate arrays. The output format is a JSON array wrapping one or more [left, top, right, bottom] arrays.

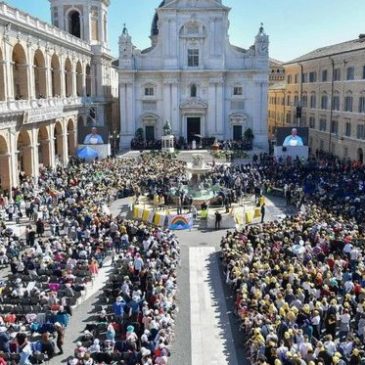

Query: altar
[[77, 144, 111, 160]]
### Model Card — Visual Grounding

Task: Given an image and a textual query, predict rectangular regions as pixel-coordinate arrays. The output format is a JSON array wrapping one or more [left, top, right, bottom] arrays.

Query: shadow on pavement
[[206, 250, 248, 365]]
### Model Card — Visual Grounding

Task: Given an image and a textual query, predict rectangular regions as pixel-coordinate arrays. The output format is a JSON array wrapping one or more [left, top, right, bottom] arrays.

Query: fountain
[[184, 154, 218, 202]]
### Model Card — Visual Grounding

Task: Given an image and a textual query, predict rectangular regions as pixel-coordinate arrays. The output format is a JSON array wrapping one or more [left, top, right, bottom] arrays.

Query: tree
[[244, 128, 254, 140], [135, 128, 144, 141]]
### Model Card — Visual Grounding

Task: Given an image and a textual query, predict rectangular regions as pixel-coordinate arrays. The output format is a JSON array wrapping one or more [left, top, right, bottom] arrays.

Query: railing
[[0, 96, 88, 115], [0, 2, 91, 52]]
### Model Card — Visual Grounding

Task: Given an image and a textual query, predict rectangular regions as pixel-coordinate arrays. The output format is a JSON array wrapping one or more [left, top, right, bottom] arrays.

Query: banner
[[153, 213, 166, 227], [245, 210, 254, 224], [168, 214, 193, 231], [133, 206, 144, 219], [142, 209, 155, 224]]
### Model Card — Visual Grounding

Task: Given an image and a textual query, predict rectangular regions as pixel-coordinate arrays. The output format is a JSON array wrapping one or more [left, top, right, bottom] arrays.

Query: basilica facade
[[118, 0, 269, 148]]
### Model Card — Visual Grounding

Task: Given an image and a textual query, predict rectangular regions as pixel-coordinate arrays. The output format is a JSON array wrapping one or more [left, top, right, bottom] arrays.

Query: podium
[[274, 145, 309, 160], [77, 144, 111, 160]]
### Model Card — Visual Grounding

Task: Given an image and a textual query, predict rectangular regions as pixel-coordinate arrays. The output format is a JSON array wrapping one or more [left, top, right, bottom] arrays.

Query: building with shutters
[[270, 35, 365, 162]]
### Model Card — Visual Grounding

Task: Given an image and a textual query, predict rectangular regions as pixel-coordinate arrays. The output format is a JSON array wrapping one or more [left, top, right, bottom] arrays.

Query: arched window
[[190, 84, 197, 98], [51, 54, 61, 97], [33, 50, 47, 99], [12, 44, 28, 100], [69, 10, 81, 38]]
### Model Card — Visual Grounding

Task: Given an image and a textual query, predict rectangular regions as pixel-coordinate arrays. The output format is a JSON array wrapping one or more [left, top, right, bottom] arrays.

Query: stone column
[[61, 128, 69, 165], [4, 57, 13, 100], [120, 82, 128, 135], [119, 80, 135, 149], [60, 56, 66, 98], [3, 41, 14, 101], [8, 129, 17, 190], [253, 80, 269, 148], [82, 63, 87, 97], [208, 81, 217, 136], [49, 124, 56, 168], [31, 128, 39, 181], [98, 9, 104, 46], [84, 5, 91, 43], [71, 63, 77, 97], [216, 79, 224, 137], [163, 81, 172, 137], [45, 52, 52, 98], [27, 46, 35, 100]]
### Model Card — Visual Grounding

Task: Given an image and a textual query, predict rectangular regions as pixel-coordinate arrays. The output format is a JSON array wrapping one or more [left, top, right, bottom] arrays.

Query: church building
[[118, 0, 269, 149]]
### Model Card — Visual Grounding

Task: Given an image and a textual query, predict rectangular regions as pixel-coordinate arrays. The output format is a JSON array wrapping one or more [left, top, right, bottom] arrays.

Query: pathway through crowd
[[45, 195, 288, 364]]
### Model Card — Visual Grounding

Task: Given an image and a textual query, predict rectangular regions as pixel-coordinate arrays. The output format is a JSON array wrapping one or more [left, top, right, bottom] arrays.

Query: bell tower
[[49, 0, 110, 48]]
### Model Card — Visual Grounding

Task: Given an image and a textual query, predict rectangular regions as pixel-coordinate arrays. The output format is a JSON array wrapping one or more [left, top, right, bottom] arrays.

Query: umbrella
[[76, 146, 99, 161]]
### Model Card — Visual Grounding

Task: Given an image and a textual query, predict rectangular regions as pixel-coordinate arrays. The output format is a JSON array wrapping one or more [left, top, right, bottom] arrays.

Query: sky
[[4, 0, 365, 62]]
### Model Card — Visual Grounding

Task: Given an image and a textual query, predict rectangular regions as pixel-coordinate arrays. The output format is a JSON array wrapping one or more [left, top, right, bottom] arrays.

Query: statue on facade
[[163, 120, 172, 136], [255, 22, 269, 56]]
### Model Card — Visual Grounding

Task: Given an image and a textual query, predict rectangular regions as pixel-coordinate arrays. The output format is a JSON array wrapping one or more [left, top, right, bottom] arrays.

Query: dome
[[151, 0, 165, 36]]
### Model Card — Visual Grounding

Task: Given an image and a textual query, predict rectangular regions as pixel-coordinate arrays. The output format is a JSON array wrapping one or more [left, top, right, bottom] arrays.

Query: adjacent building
[[117, 0, 269, 149], [268, 81, 286, 140], [269, 58, 285, 85], [0, 0, 118, 192], [269, 35, 365, 162]]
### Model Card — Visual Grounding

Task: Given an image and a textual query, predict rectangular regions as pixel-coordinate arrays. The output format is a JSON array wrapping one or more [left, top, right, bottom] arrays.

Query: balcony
[[0, 97, 91, 121]]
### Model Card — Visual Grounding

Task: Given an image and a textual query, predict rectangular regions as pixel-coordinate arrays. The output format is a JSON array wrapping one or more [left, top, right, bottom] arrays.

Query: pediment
[[161, 0, 229, 10], [229, 113, 248, 122], [180, 98, 208, 109]]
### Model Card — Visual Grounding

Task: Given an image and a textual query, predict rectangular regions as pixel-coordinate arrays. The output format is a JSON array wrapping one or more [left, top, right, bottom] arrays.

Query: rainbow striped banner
[[168, 214, 193, 230]]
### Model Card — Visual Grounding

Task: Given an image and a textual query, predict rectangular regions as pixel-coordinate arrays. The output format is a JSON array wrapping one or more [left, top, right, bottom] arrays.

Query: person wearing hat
[[126, 325, 138, 343]]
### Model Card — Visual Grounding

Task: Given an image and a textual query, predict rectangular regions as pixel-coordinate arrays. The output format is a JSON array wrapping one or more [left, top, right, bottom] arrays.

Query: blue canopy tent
[[76, 146, 99, 161]]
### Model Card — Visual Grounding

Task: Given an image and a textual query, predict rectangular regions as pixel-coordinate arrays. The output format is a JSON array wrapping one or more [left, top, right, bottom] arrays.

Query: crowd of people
[[221, 154, 365, 365], [0, 153, 184, 364], [68, 219, 179, 365]]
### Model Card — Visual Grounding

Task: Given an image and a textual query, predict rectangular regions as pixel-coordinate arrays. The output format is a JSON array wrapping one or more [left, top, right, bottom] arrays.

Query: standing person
[[261, 204, 266, 224], [7, 204, 14, 222], [26, 225, 35, 247], [36, 219, 44, 237], [258, 194, 265, 207], [54, 323, 65, 355], [215, 211, 222, 230], [286, 189, 292, 206], [177, 193, 183, 215], [40, 332, 55, 360]]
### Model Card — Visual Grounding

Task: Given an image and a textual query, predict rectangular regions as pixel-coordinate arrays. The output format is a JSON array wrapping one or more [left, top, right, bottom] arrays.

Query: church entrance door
[[187, 117, 201, 143]]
